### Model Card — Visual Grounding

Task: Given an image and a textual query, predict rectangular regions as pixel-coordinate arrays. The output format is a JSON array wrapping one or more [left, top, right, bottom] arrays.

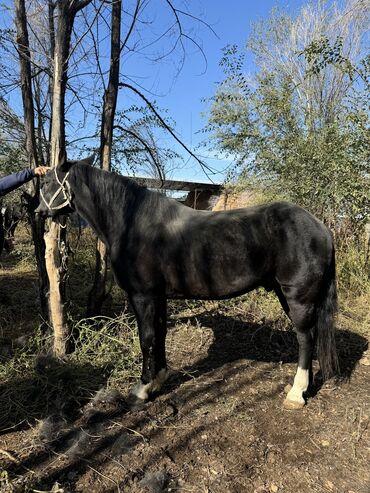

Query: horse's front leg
[[129, 294, 169, 406]]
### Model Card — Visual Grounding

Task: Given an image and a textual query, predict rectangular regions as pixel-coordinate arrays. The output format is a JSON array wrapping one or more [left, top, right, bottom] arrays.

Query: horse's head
[[35, 155, 95, 217]]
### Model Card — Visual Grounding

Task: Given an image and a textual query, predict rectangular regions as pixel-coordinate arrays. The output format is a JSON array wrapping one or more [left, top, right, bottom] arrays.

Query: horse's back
[[165, 201, 332, 299]]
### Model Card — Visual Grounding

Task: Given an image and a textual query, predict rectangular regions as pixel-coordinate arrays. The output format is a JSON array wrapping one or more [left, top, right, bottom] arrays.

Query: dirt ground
[[0, 247, 369, 493]]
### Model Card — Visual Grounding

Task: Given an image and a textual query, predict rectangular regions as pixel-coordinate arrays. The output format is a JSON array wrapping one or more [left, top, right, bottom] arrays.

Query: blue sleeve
[[0, 169, 35, 197]]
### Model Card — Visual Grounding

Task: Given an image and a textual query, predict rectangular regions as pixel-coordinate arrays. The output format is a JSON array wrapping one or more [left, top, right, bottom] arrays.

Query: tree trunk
[[14, 0, 49, 321], [30, 215, 49, 318], [44, 220, 68, 354], [87, 0, 122, 316], [45, 0, 77, 355], [46, 0, 55, 162]]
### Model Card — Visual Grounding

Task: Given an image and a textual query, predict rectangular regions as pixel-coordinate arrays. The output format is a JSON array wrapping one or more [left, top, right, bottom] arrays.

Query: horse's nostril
[[34, 204, 47, 215], [36, 210, 49, 218]]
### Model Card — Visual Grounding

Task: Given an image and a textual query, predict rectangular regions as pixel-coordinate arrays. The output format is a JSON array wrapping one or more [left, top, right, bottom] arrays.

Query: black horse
[[0, 201, 26, 256], [1, 203, 24, 253], [36, 157, 339, 410], [0, 204, 4, 257]]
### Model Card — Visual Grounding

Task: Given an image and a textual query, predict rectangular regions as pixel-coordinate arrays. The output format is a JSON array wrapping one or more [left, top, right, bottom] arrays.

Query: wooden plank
[[125, 175, 222, 192]]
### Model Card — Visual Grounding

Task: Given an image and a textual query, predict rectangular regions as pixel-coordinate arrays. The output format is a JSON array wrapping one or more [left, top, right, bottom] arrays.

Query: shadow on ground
[[169, 309, 368, 386], [0, 356, 110, 434]]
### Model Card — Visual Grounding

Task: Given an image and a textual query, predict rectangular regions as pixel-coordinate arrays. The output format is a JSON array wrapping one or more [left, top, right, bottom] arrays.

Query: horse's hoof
[[283, 398, 305, 410]]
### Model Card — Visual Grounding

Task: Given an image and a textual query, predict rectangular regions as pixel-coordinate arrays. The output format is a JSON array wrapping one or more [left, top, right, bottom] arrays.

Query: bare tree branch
[[114, 124, 165, 183], [118, 81, 218, 178], [165, 0, 208, 74], [119, 0, 142, 55], [74, 0, 93, 13], [67, 0, 104, 62], [83, 5, 106, 90], [173, 7, 219, 39]]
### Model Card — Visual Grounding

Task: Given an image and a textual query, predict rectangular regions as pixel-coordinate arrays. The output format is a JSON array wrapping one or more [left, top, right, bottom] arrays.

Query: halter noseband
[[40, 168, 72, 211]]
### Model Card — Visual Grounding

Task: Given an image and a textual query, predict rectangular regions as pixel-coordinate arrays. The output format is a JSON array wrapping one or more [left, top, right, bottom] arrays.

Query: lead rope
[[58, 222, 69, 282]]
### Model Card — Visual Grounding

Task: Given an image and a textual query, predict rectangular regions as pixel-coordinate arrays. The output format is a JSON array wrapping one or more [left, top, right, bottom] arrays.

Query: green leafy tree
[[205, 1, 369, 237]]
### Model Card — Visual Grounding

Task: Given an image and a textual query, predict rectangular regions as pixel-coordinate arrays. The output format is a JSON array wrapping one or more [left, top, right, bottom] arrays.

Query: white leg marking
[[131, 368, 169, 401], [284, 367, 309, 409], [131, 381, 152, 401]]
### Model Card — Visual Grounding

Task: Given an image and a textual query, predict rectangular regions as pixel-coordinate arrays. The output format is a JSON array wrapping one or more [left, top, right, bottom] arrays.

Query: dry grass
[[0, 313, 141, 432]]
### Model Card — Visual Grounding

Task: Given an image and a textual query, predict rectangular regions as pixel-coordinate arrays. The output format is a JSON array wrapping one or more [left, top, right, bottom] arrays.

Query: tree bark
[[45, 0, 92, 355], [14, 0, 49, 320], [44, 220, 68, 354], [87, 0, 122, 316], [47, 0, 55, 161], [15, 0, 37, 167]]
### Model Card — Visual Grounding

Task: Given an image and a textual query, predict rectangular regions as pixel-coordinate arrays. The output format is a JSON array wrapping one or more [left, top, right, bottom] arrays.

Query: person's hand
[[34, 166, 51, 176]]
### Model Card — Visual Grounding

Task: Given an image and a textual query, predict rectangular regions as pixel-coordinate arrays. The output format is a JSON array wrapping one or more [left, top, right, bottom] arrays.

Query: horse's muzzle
[[34, 202, 50, 217]]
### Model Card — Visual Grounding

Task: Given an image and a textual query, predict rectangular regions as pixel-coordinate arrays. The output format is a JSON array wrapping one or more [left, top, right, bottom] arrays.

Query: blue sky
[[116, 0, 308, 182], [1, 0, 309, 183]]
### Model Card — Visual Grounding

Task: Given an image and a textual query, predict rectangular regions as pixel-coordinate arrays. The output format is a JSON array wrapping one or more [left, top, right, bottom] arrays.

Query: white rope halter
[[40, 168, 72, 211]]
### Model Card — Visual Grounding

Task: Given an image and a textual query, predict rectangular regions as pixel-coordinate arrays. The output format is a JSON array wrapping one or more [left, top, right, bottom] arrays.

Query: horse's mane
[[69, 163, 178, 223]]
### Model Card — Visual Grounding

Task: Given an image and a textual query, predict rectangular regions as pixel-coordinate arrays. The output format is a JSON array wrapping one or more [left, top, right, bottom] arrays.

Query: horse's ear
[[59, 160, 75, 173], [59, 154, 95, 172], [80, 154, 95, 166]]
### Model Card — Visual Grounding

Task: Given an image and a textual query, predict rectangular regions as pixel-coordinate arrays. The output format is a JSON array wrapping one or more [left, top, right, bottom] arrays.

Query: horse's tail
[[315, 245, 340, 380]]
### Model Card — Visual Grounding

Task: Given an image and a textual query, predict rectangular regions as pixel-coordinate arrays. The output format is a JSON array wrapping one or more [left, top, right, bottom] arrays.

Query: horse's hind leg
[[284, 327, 314, 409], [129, 294, 169, 405], [276, 292, 315, 410]]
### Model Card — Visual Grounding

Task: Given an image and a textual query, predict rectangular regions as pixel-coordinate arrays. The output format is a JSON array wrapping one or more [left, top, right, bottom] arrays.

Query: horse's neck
[[71, 171, 128, 249]]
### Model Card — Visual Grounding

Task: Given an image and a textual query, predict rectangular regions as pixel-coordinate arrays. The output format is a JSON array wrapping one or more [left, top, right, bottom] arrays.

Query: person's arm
[[0, 167, 50, 197]]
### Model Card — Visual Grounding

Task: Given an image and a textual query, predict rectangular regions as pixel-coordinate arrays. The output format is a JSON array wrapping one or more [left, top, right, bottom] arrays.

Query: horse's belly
[[165, 282, 256, 300], [164, 256, 262, 299]]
